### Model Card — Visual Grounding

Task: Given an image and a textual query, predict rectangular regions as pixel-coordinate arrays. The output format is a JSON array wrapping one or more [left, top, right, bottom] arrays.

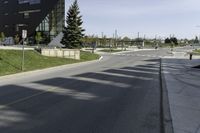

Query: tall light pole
[[138, 32, 140, 39], [143, 34, 146, 48], [137, 32, 140, 47], [115, 29, 118, 47], [195, 25, 200, 48]]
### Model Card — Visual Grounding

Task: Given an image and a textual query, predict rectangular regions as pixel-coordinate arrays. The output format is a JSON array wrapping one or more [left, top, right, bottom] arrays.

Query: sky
[[65, 0, 200, 39]]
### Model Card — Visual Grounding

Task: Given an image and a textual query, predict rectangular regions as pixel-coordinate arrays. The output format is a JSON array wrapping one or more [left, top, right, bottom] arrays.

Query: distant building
[[0, 0, 65, 43]]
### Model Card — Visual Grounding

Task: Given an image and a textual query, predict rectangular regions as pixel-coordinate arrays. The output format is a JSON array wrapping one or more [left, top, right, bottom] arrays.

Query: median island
[[0, 50, 100, 76], [99, 49, 125, 53]]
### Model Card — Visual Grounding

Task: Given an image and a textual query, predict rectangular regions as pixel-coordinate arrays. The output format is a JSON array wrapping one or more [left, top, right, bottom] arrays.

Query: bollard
[[189, 53, 193, 60]]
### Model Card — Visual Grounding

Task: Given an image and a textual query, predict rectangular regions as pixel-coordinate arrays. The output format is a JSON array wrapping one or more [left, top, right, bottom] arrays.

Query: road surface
[[0, 49, 170, 133]]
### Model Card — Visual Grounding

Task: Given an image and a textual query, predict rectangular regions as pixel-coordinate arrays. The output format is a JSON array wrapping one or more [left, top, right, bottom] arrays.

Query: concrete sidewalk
[[0, 45, 34, 50], [162, 58, 200, 133]]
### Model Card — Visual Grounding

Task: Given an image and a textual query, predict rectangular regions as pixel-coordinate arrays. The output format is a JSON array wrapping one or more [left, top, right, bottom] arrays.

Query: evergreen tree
[[165, 37, 178, 45], [194, 36, 199, 44], [0, 32, 5, 42], [170, 37, 178, 45], [61, 0, 85, 49], [14, 34, 20, 45], [35, 32, 43, 45], [165, 38, 171, 44]]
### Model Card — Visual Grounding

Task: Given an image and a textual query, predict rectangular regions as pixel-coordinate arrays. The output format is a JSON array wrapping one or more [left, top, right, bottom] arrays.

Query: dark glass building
[[0, 0, 65, 42]]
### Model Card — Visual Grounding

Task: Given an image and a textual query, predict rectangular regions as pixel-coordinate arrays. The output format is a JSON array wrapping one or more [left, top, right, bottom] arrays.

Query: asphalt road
[[0, 49, 170, 133]]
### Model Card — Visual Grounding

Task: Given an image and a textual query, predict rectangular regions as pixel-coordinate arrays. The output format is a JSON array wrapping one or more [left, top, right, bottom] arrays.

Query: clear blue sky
[[65, 0, 200, 39]]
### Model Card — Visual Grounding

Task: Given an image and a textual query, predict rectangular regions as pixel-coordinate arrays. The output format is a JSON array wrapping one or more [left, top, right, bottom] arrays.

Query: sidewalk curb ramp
[[160, 58, 174, 133]]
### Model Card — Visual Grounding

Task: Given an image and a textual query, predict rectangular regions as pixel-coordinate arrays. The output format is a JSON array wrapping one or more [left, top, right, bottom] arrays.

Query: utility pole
[[137, 32, 140, 47], [115, 29, 118, 48], [109, 39, 112, 53], [112, 33, 115, 48], [155, 35, 158, 49], [100, 32, 104, 47], [143, 34, 146, 48], [138, 32, 140, 39], [101, 32, 104, 38]]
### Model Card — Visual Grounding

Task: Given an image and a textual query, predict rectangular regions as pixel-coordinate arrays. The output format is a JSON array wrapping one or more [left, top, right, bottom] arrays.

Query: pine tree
[[0, 32, 5, 42], [35, 32, 43, 45], [61, 0, 85, 49], [194, 36, 199, 44]]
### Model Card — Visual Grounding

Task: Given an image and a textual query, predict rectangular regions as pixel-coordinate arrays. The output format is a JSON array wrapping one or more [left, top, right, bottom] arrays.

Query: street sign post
[[22, 30, 27, 39], [21, 30, 27, 71]]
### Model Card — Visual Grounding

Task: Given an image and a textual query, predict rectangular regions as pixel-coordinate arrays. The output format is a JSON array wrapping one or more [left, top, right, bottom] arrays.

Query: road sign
[[21, 29, 27, 71], [22, 30, 27, 39]]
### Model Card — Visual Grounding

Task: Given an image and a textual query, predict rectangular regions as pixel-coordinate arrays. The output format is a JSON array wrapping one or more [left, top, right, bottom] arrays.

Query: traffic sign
[[22, 30, 27, 39]]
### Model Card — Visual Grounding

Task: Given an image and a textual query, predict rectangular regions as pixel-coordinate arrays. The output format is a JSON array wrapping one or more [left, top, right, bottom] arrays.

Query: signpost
[[21, 30, 27, 71]]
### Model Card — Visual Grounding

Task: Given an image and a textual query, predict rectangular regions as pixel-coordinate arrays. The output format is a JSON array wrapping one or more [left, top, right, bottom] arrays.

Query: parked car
[[2, 37, 14, 45]]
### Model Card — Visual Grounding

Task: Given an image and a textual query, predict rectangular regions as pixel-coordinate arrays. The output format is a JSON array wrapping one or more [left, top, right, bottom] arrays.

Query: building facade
[[0, 0, 65, 43]]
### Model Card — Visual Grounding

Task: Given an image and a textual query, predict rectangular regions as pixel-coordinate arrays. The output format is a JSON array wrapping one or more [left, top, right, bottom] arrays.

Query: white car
[[2, 37, 14, 45]]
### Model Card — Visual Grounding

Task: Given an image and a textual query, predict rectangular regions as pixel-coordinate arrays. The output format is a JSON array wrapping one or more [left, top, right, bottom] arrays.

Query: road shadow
[[103, 68, 159, 78], [121, 66, 158, 72], [193, 65, 200, 69], [0, 59, 161, 133]]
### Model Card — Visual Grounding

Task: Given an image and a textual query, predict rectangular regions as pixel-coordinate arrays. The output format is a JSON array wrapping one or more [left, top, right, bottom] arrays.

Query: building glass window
[[24, 12, 29, 18], [18, 0, 41, 5], [36, 0, 64, 40], [4, 1, 8, 4]]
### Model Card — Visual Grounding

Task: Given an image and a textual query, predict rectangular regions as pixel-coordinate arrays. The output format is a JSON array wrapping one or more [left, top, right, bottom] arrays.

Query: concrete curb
[[160, 58, 174, 133], [111, 48, 158, 55], [0, 46, 34, 50], [0, 58, 102, 80], [99, 56, 103, 61], [111, 50, 132, 55]]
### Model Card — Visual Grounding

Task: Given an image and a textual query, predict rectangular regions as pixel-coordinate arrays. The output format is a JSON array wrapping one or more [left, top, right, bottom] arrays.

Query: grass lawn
[[99, 49, 125, 53], [0, 50, 100, 76], [193, 49, 200, 55]]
